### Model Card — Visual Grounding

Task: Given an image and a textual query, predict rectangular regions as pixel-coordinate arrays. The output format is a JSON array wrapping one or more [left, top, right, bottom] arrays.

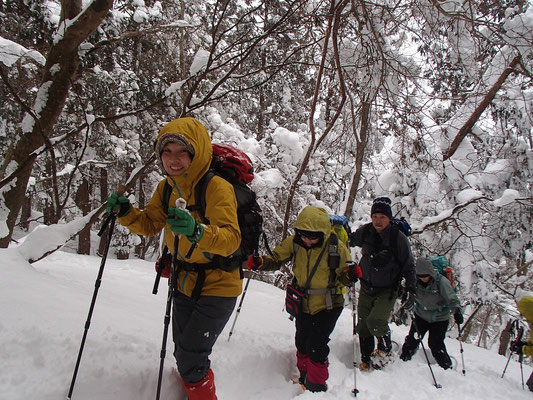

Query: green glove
[[167, 207, 204, 243], [106, 192, 131, 217]]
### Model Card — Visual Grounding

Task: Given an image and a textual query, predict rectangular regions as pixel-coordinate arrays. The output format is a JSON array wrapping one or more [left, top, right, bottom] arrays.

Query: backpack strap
[[325, 234, 340, 309], [162, 181, 173, 213], [293, 235, 340, 310], [302, 243, 328, 291], [186, 170, 215, 224], [389, 224, 400, 263]]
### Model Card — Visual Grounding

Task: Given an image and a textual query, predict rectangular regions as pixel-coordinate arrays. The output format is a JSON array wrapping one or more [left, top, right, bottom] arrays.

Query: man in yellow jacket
[[515, 294, 533, 392], [248, 206, 354, 392], [107, 117, 241, 400]]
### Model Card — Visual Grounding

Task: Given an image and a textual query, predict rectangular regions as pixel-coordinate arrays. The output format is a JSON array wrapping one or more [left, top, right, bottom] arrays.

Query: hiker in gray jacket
[[399, 257, 463, 369]]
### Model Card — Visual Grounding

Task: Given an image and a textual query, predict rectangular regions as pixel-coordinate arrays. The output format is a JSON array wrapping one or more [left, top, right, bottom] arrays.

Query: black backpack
[[162, 143, 263, 272]]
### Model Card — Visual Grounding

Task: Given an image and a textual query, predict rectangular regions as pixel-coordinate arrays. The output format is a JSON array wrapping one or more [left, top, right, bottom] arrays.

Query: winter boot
[[296, 351, 309, 385], [433, 349, 452, 370], [305, 359, 328, 392], [183, 368, 217, 400], [400, 335, 420, 361], [377, 332, 392, 354], [359, 336, 375, 371]]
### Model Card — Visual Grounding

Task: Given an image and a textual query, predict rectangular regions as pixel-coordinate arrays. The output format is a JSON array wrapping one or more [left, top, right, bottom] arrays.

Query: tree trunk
[[76, 178, 91, 255], [97, 167, 109, 257], [498, 320, 513, 355], [19, 193, 32, 231], [443, 54, 521, 161], [134, 175, 146, 258], [0, 0, 113, 248], [345, 100, 370, 217]]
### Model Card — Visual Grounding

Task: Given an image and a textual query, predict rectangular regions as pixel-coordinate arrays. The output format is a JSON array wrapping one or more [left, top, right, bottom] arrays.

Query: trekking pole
[[412, 316, 442, 389], [228, 230, 269, 341], [67, 185, 125, 400], [501, 352, 513, 378], [155, 198, 186, 400], [227, 267, 253, 342], [519, 353, 525, 390], [228, 229, 267, 342], [351, 284, 359, 397], [457, 324, 466, 375], [501, 319, 524, 381]]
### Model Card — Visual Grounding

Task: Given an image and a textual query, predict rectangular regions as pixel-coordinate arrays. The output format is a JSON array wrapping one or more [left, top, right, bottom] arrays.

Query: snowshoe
[[370, 348, 398, 369], [359, 361, 372, 371], [289, 377, 306, 391]]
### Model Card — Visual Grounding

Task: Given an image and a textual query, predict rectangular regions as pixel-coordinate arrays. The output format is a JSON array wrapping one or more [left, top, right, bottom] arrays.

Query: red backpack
[[211, 143, 254, 184]]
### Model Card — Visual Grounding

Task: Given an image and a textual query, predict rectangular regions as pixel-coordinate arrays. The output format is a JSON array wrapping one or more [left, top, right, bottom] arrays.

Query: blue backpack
[[390, 216, 411, 237]]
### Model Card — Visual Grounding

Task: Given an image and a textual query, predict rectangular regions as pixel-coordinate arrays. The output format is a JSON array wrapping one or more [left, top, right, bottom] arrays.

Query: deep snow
[[1, 247, 531, 400]]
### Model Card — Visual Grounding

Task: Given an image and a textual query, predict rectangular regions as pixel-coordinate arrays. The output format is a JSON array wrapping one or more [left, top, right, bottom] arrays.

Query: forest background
[[0, 0, 532, 357]]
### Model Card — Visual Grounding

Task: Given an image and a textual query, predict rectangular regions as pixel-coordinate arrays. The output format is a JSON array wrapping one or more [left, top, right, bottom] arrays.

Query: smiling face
[[161, 142, 193, 176], [371, 213, 391, 233]]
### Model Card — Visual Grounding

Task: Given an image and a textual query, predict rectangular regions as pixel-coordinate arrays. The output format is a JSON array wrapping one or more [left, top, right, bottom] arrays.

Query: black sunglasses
[[417, 274, 430, 279], [296, 229, 322, 241]]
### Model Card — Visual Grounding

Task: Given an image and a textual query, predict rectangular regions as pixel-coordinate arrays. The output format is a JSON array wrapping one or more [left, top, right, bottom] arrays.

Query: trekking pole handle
[[176, 197, 187, 210], [175, 198, 199, 259], [98, 185, 127, 236], [172, 197, 187, 239]]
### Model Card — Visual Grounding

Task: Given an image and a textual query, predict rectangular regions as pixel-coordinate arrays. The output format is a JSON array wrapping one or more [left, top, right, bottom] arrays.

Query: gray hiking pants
[[172, 292, 237, 383]]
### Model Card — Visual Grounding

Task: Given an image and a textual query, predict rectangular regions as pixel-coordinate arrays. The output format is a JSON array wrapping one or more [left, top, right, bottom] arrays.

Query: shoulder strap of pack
[[292, 234, 339, 289], [327, 233, 340, 287], [389, 224, 400, 262], [303, 242, 328, 291], [162, 181, 172, 214], [186, 170, 216, 224]]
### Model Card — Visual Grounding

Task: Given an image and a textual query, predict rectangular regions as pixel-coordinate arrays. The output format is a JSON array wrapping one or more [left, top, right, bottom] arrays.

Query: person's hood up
[[415, 258, 437, 279], [294, 206, 332, 236], [154, 117, 212, 186], [517, 296, 533, 323]]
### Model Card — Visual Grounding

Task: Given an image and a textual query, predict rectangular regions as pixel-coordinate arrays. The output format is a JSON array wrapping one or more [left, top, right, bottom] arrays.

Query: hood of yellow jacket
[[518, 296, 533, 323], [155, 117, 213, 195], [294, 206, 332, 236]]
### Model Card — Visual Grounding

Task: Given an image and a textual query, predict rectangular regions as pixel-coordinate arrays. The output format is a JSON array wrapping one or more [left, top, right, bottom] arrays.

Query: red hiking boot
[[183, 368, 217, 400]]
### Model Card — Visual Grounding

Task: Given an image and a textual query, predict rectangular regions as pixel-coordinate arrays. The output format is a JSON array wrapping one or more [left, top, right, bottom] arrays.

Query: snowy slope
[[0, 248, 531, 400]]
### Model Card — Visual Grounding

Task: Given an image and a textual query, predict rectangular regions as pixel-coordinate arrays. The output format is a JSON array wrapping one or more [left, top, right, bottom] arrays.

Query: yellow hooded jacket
[[119, 118, 242, 298], [517, 296, 533, 357], [261, 206, 352, 315]]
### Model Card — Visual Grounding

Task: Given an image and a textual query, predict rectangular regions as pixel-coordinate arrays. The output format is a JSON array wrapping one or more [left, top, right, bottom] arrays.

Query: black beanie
[[371, 197, 392, 219]]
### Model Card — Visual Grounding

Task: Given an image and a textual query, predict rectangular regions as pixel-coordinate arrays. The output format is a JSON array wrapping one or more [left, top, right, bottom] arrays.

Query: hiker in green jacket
[[514, 294, 533, 391], [399, 257, 463, 369], [247, 206, 353, 392]]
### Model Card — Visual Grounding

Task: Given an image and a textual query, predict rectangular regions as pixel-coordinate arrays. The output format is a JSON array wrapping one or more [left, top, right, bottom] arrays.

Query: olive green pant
[[356, 287, 398, 338]]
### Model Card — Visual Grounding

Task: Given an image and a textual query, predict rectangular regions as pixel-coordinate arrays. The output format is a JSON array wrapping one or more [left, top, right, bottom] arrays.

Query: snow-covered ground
[[1, 248, 531, 400]]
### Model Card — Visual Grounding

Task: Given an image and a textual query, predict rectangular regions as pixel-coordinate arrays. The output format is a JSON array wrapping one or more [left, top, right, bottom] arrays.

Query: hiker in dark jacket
[[400, 257, 462, 369], [106, 117, 241, 400], [349, 197, 416, 370], [248, 206, 352, 392]]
